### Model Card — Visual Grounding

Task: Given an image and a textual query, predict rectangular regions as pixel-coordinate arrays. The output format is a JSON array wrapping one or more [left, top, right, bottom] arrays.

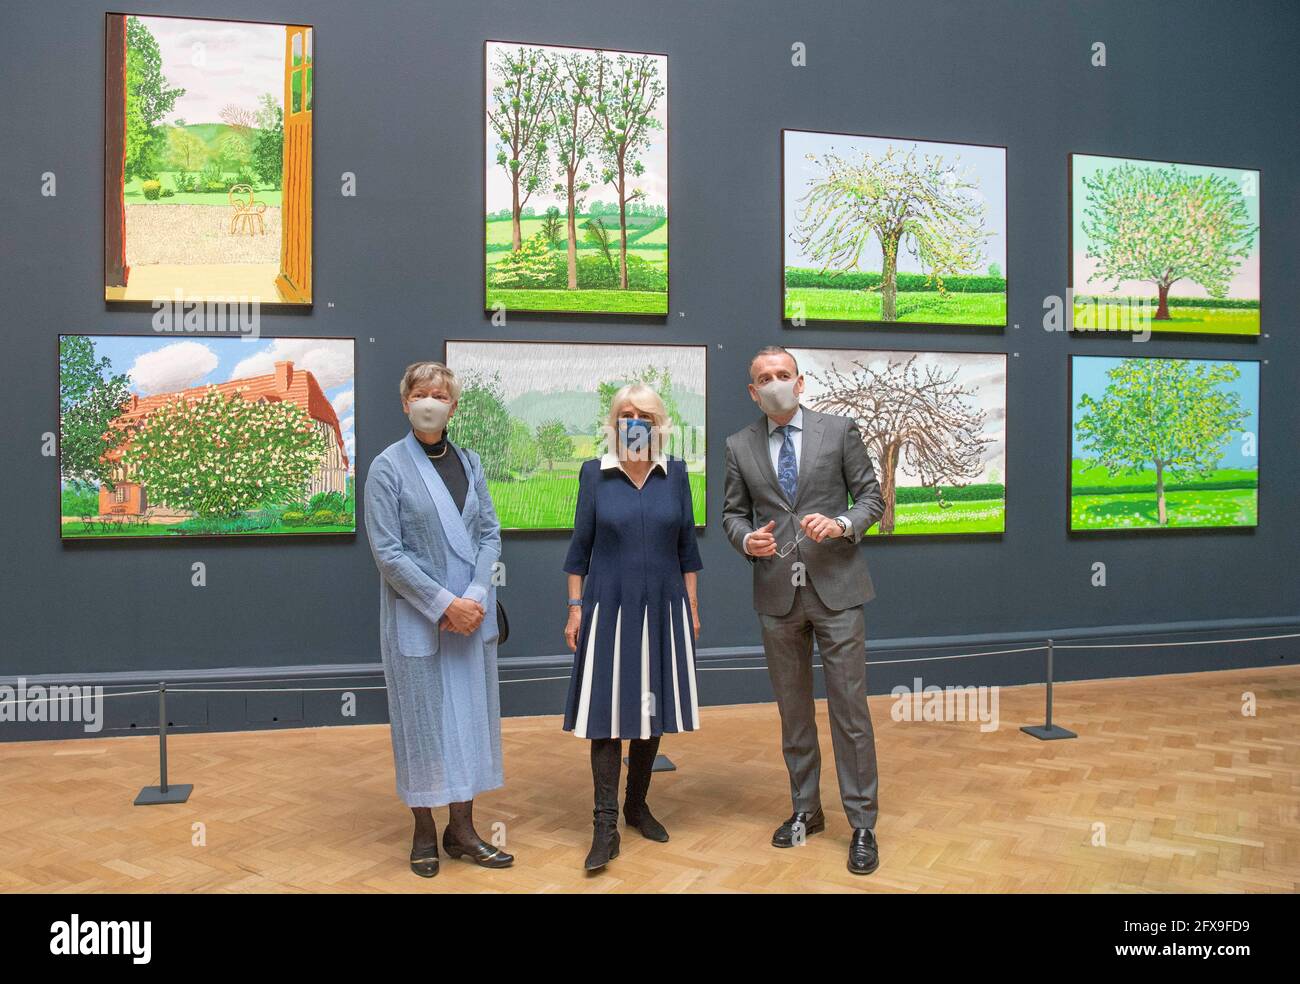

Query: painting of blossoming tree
[[59, 335, 354, 538], [1070, 154, 1260, 335]]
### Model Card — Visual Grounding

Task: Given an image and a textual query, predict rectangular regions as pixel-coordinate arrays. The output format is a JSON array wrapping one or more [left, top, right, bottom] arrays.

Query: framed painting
[[1069, 154, 1260, 335], [782, 129, 1008, 328], [104, 13, 313, 304], [1069, 355, 1260, 532], [788, 346, 1007, 535], [445, 340, 704, 529], [484, 40, 668, 317], [59, 335, 354, 538]]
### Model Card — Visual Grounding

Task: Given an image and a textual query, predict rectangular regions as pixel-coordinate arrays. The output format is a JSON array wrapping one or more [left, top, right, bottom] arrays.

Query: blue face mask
[[618, 417, 653, 455]]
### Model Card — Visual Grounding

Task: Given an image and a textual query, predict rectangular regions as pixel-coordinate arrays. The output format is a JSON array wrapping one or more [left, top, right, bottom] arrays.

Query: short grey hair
[[749, 345, 798, 379], [400, 361, 462, 403]]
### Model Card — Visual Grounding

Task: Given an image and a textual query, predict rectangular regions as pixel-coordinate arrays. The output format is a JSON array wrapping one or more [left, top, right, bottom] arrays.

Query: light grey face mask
[[755, 378, 799, 415], [408, 396, 452, 433]]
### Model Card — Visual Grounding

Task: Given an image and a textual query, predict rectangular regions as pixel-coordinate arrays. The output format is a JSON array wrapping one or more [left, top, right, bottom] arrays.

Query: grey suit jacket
[[723, 406, 885, 617]]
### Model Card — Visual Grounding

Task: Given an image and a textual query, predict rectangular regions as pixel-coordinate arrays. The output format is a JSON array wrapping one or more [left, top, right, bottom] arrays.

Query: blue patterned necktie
[[776, 425, 798, 502]]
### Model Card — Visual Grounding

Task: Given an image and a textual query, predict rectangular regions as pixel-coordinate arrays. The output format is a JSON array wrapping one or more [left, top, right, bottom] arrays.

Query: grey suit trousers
[[758, 585, 879, 829]]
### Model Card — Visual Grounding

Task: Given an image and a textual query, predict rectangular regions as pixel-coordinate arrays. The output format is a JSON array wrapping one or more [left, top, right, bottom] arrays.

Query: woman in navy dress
[[562, 382, 703, 871]]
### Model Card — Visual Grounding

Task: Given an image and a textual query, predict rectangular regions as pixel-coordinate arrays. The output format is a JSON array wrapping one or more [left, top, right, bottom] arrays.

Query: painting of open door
[[104, 13, 313, 305]]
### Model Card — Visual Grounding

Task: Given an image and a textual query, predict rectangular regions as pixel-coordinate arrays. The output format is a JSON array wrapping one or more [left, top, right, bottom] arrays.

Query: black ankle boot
[[623, 736, 669, 842], [585, 738, 622, 871]]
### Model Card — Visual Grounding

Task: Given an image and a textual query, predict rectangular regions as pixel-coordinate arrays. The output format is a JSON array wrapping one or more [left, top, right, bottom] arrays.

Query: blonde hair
[[400, 361, 461, 403], [606, 382, 670, 434]]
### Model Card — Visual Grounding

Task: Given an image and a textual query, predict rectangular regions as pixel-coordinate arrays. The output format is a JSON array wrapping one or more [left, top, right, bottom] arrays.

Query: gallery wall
[[2, 0, 1298, 730]]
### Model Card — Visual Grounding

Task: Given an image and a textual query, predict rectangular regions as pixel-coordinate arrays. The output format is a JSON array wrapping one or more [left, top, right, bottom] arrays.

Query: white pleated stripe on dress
[[639, 606, 651, 739], [681, 598, 700, 729], [668, 607, 684, 732], [573, 602, 600, 739], [609, 606, 622, 738]]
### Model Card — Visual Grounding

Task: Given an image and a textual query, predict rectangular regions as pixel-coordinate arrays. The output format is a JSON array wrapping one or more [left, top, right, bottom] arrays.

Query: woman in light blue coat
[[364, 361, 512, 878]]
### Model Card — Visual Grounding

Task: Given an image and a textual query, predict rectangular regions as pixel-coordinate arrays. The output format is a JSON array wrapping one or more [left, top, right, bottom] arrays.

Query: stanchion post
[[1021, 638, 1077, 741], [134, 681, 194, 805]]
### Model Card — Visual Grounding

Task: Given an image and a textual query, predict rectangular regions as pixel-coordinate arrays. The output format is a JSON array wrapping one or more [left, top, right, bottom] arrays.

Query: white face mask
[[407, 396, 452, 434], [755, 378, 800, 416]]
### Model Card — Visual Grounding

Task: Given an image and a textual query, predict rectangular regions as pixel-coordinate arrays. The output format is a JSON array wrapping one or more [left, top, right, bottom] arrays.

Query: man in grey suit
[[723, 345, 886, 875]]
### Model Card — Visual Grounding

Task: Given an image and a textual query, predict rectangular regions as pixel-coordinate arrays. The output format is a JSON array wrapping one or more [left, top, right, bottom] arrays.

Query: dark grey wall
[[2, 1, 1297, 718]]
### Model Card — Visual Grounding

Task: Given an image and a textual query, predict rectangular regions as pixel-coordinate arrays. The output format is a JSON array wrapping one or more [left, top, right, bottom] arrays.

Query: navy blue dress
[[562, 456, 704, 740]]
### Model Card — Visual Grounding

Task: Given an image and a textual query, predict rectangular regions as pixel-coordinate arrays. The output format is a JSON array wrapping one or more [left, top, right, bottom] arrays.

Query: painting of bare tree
[[789, 347, 1007, 535]]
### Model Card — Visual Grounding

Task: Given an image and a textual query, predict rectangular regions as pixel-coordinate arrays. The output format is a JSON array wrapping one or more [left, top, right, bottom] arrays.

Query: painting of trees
[[791, 141, 992, 322], [58, 337, 131, 490], [535, 419, 574, 470], [124, 15, 185, 180], [1074, 358, 1250, 526], [804, 354, 994, 533], [485, 41, 668, 315], [1079, 160, 1257, 321], [450, 373, 518, 481], [487, 44, 556, 251], [547, 48, 598, 289], [592, 51, 665, 289]]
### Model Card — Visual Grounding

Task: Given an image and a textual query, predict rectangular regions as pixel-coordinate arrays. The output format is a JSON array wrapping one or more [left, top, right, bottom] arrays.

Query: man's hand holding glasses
[[745, 519, 779, 557]]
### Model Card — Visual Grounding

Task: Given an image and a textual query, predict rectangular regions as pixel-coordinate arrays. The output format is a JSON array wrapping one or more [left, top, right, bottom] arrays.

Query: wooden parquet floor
[[1, 666, 1296, 893]]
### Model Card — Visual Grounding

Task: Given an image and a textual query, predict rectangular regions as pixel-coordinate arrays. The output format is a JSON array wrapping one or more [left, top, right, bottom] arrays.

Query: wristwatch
[[834, 517, 848, 535], [567, 597, 583, 607]]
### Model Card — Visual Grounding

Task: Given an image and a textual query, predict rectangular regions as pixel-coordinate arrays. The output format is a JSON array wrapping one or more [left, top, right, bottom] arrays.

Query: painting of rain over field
[[1070, 356, 1259, 532], [104, 14, 313, 304], [789, 347, 1007, 535], [783, 130, 1007, 327], [60, 335, 353, 538], [1070, 155, 1259, 335], [445, 341, 704, 529], [485, 41, 668, 316]]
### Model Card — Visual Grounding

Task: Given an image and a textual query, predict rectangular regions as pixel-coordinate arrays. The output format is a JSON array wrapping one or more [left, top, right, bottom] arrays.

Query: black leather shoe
[[771, 808, 825, 847], [409, 844, 440, 878], [848, 827, 879, 875], [441, 829, 514, 868]]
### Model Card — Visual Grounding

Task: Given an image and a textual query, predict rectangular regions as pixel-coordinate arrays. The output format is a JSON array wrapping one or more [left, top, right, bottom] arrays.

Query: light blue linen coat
[[364, 432, 504, 807]]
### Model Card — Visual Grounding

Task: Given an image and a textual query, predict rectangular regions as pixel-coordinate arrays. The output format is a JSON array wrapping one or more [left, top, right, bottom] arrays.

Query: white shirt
[[743, 407, 853, 555], [600, 450, 667, 489]]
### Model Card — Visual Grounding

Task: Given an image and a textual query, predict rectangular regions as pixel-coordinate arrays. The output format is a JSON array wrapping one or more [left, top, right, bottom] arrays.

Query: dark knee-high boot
[[584, 738, 622, 871], [624, 735, 669, 842]]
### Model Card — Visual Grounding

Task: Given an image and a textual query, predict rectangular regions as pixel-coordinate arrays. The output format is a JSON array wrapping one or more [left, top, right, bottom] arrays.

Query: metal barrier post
[[1021, 639, 1077, 741], [135, 682, 193, 805]]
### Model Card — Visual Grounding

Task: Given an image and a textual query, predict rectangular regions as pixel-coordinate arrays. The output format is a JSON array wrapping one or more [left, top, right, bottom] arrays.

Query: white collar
[[767, 406, 804, 434], [600, 451, 668, 475]]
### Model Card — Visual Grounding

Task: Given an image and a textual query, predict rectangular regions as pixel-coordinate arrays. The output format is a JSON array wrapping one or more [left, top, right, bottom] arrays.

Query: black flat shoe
[[441, 829, 514, 868], [848, 827, 879, 875], [409, 845, 440, 878], [771, 808, 825, 848]]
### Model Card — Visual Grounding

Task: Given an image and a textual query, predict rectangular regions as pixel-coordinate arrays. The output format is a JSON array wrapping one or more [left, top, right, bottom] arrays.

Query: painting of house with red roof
[[59, 335, 354, 538]]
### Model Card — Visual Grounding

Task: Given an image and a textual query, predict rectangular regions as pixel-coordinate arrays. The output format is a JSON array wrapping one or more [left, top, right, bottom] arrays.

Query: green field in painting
[[866, 497, 1005, 536], [485, 288, 668, 315], [1069, 462, 1258, 530], [488, 466, 705, 530], [485, 215, 666, 249], [1072, 300, 1259, 336], [61, 519, 354, 538], [485, 215, 667, 314], [784, 287, 1006, 325]]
